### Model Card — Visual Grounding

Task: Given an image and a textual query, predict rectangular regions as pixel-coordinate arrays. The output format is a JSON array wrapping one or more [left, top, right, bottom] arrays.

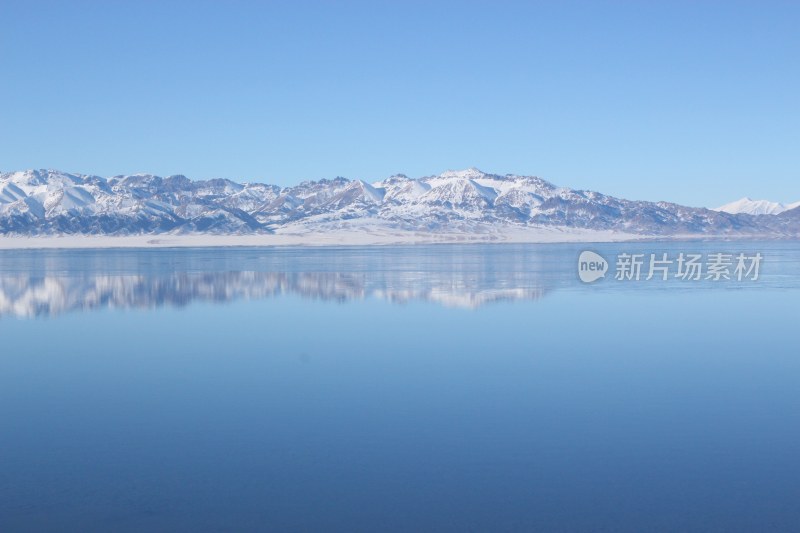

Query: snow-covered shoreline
[[0, 228, 789, 250], [0, 227, 645, 250]]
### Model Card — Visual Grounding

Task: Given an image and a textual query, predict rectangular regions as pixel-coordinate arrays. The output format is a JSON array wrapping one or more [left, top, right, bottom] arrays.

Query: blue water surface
[[0, 242, 798, 532]]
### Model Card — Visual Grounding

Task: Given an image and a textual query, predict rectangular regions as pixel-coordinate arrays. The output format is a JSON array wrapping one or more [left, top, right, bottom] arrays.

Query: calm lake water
[[1, 242, 799, 532]]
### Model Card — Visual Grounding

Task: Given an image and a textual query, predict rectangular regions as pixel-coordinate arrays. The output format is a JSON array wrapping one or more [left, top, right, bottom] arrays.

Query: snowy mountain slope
[[1, 168, 798, 238], [714, 197, 800, 215], [779, 204, 800, 219]]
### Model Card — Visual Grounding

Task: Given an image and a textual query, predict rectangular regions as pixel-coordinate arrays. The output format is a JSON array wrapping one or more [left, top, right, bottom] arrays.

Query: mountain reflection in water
[[0, 271, 549, 317], [0, 245, 562, 317], [0, 242, 796, 318]]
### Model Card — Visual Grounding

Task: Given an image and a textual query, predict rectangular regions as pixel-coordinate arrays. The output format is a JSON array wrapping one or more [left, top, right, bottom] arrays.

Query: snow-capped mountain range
[[1, 168, 799, 238], [713, 197, 800, 216]]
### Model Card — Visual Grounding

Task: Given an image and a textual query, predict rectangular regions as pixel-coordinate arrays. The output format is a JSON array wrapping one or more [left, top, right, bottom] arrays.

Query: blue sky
[[1, 1, 798, 207]]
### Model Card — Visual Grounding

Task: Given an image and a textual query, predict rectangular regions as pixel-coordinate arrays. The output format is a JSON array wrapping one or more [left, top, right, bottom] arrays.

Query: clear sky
[[1, 1, 798, 207]]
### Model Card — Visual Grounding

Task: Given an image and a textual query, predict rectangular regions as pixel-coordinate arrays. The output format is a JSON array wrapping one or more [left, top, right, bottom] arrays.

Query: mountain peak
[[714, 197, 789, 215], [439, 167, 487, 180]]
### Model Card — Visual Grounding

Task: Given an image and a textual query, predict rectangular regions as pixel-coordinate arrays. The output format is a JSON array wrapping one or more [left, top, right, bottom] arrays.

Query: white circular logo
[[578, 251, 608, 283]]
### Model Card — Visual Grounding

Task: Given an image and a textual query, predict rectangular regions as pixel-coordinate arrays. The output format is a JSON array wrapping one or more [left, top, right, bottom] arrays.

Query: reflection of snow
[[0, 271, 549, 318]]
